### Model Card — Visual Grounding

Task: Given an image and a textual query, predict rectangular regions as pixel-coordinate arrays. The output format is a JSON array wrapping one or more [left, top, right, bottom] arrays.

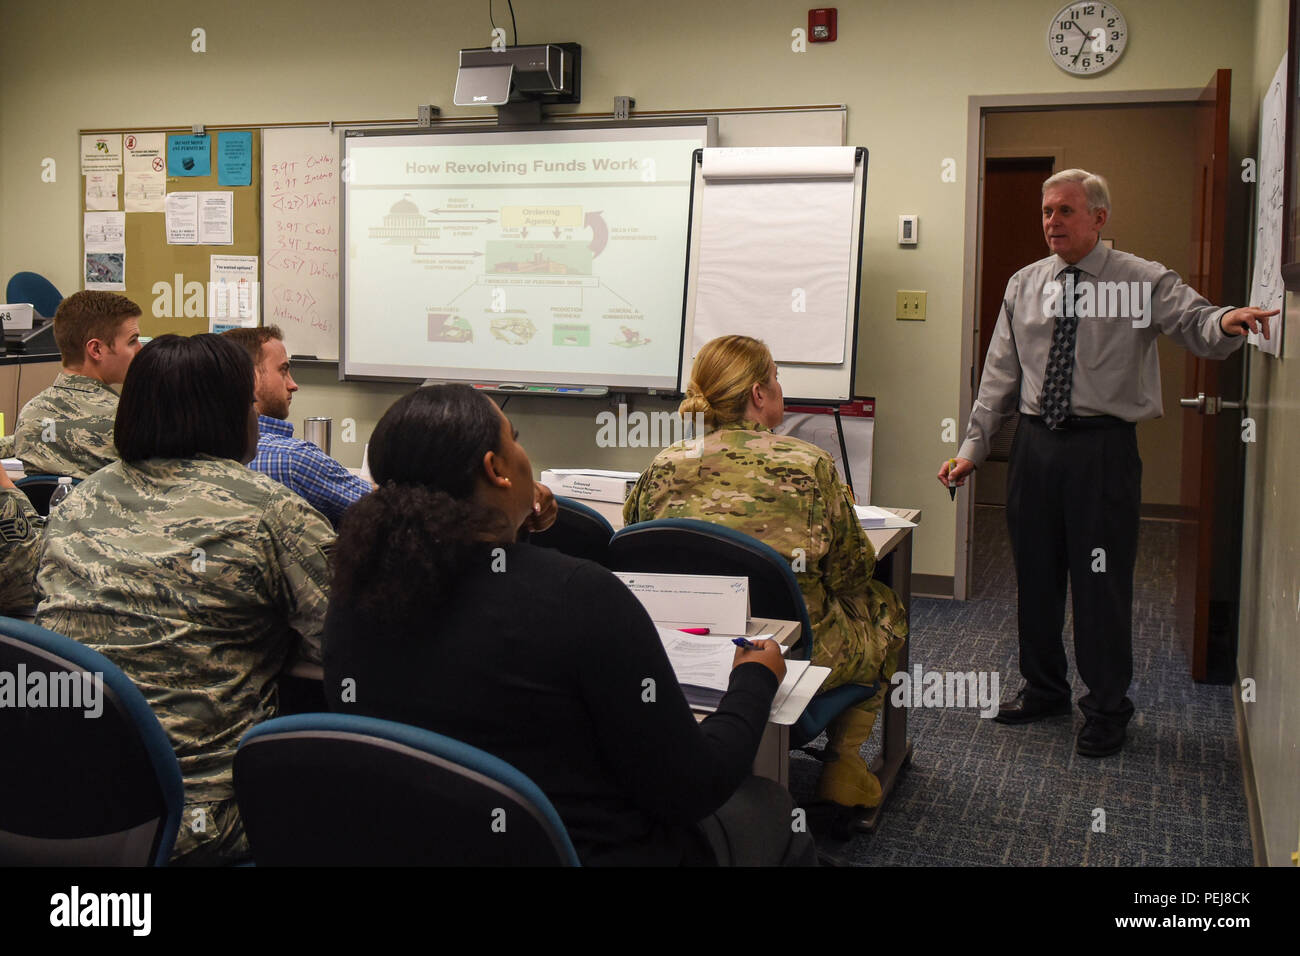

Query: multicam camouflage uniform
[[0, 487, 44, 612], [36, 455, 335, 864], [14, 372, 120, 478], [624, 420, 907, 711]]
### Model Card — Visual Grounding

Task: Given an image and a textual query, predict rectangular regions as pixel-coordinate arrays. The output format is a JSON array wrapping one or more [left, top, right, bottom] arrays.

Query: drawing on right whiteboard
[[1248, 54, 1287, 357]]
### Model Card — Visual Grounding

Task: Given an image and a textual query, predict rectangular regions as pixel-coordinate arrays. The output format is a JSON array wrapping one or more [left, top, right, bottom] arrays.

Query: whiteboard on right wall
[[1248, 53, 1287, 357]]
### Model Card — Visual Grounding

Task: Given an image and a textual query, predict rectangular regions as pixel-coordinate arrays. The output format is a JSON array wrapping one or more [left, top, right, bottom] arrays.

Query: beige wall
[[1240, 0, 1300, 868], [0, 0, 1266, 581], [984, 105, 1197, 506]]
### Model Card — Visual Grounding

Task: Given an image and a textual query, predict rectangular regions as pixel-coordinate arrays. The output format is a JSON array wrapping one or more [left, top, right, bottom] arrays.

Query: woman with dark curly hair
[[324, 384, 815, 866]]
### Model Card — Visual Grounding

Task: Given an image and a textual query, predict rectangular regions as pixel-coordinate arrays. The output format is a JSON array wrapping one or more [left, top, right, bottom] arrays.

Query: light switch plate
[[896, 291, 926, 320]]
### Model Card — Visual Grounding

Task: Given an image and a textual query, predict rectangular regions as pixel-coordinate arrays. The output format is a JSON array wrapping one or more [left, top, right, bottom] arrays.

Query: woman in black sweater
[[324, 384, 814, 866]]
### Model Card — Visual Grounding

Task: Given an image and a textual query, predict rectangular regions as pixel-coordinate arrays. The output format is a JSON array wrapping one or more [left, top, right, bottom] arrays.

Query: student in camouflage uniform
[[36, 334, 334, 866], [624, 335, 908, 815], [14, 291, 142, 478], [0, 468, 43, 612]]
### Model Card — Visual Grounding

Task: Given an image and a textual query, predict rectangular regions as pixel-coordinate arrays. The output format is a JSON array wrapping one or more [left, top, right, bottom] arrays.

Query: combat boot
[[816, 707, 882, 808]]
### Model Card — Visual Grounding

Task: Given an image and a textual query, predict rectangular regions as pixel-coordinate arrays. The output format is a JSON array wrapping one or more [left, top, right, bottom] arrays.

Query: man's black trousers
[[1006, 414, 1140, 728]]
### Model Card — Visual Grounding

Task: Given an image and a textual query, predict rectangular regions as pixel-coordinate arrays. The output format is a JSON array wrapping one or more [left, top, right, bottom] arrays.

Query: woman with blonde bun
[[625, 335, 908, 820]]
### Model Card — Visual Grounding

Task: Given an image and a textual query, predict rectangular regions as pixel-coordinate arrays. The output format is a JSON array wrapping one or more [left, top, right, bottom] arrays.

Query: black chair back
[[0, 617, 184, 865], [530, 496, 615, 564], [235, 714, 581, 866]]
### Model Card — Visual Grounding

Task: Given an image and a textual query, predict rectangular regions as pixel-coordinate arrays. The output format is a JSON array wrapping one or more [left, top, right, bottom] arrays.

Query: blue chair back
[[529, 496, 615, 564], [0, 616, 184, 865], [16, 475, 80, 517], [5, 272, 64, 320], [607, 518, 878, 749], [234, 713, 581, 866], [608, 517, 814, 657]]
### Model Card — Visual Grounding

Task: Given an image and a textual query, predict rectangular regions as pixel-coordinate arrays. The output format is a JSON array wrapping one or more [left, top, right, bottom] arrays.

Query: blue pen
[[732, 637, 759, 649]]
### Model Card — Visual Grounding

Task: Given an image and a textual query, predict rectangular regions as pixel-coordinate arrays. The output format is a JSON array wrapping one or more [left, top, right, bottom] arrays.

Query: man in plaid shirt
[[223, 326, 371, 527]]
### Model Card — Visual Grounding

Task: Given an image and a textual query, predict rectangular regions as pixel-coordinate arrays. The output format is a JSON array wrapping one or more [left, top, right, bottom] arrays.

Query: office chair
[[234, 713, 581, 866], [16, 474, 80, 517], [5, 272, 64, 321], [529, 495, 615, 564], [0, 616, 184, 866], [607, 518, 879, 749]]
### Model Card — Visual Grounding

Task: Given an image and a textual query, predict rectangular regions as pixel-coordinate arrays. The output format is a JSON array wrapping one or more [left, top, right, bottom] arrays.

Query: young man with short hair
[[14, 291, 142, 478], [222, 325, 371, 527]]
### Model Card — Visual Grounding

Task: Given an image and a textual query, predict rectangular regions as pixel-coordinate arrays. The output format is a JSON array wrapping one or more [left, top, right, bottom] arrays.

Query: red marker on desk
[[678, 627, 710, 635]]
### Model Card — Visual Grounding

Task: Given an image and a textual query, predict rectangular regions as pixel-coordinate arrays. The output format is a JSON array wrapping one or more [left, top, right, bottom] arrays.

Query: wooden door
[[978, 158, 1055, 379], [1177, 68, 1245, 683]]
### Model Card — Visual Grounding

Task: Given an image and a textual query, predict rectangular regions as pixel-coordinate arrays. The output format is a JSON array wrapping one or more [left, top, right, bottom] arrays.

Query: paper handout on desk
[[854, 505, 916, 529], [614, 571, 749, 635], [655, 626, 809, 713]]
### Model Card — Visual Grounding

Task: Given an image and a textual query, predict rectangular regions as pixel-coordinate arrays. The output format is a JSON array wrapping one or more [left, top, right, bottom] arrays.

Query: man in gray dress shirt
[[939, 168, 1275, 757]]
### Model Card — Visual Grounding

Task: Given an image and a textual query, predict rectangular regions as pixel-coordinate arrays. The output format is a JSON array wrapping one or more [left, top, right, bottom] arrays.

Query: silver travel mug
[[303, 417, 332, 455]]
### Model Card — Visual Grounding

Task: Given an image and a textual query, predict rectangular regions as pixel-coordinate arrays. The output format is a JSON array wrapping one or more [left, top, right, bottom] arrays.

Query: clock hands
[[1064, 20, 1091, 67]]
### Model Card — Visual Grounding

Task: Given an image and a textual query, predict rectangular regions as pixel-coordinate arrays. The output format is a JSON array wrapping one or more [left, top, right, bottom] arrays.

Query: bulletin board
[[78, 128, 261, 338]]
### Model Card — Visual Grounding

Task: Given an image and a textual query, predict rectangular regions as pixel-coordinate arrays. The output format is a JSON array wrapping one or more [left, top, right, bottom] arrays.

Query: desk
[[587, 499, 920, 829]]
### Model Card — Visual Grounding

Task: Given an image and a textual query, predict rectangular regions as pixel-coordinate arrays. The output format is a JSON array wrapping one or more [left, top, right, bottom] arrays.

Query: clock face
[[1047, 3, 1128, 75]]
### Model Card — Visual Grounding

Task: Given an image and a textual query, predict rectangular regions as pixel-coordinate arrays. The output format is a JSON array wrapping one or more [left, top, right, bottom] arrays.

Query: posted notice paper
[[124, 133, 167, 212], [167, 134, 211, 177], [83, 212, 126, 291], [165, 192, 199, 244], [217, 131, 253, 187], [80, 134, 122, 174], [197, 192, 234, 245], [124, 172, 165, 213], [209, 254, 259, 332], [84, 173, 118, 211]]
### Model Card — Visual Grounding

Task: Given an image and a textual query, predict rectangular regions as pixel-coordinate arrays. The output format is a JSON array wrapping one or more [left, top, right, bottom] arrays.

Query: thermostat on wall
[[898, 215, 918, 245]]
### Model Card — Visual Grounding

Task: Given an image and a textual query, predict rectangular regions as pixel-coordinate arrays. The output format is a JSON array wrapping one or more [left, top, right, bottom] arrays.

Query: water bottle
[[47, 476, 73, 510], [303, 417, 332, 455]]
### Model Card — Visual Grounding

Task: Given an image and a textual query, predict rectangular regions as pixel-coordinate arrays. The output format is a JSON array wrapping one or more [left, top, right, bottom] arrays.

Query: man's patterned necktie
[[1040, 266, 1083, 429]]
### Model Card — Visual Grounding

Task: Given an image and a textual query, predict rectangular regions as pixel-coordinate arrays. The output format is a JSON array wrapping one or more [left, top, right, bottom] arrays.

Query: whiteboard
[[679, 146, 866, 402], [1248, 54, 1287, 356], [257, 109, 846, 368], [262, 126, 345, 360]]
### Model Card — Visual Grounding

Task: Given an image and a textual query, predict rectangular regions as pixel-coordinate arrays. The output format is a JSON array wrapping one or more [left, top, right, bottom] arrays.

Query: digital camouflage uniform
[[0, 487, 43, 612], [0, 434, 14, 459], [15, 372, 120, 478], [36, 455, 335, 864], [624, 420, 907, 711]]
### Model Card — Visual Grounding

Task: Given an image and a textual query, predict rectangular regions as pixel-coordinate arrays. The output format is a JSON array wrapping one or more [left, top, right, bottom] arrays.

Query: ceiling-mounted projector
[[454, 43, 581, 108]]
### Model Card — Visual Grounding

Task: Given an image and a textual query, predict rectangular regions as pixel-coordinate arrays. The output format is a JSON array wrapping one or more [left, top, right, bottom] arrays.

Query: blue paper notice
[[168, 134, 211, 177], [217, 131, 252, 186]]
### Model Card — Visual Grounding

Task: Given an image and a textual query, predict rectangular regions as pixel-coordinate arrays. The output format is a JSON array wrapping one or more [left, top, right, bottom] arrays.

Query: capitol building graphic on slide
[[369, 195, 440, 241]]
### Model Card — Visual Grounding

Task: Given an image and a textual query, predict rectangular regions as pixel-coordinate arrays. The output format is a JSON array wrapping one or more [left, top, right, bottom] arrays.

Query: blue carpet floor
[[789, 504, 1253, 866]]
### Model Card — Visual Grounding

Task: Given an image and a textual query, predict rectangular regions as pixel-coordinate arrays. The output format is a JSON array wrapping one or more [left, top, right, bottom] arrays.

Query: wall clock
[[1047, 2, 1128, 75]]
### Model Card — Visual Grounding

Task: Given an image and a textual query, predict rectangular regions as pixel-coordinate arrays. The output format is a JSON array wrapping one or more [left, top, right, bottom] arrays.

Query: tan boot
[[816, 708, 882, 808]]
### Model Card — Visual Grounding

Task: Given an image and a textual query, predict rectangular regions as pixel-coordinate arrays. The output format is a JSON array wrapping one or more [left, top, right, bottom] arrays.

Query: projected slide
[[343, 123, 710, 388]]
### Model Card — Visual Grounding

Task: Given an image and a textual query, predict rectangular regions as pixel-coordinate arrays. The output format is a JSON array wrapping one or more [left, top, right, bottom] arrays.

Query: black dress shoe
[[1076, 718, 1126, 757], [992, 689, 1072, 725]]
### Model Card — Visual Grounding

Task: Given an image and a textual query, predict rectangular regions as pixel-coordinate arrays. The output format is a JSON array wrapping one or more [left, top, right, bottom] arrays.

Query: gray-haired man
[[939, 169, 1275, 757]]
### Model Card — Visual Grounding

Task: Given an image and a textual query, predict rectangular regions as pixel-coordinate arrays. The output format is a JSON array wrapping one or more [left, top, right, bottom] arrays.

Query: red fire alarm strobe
[[809, 8, 837, 42]]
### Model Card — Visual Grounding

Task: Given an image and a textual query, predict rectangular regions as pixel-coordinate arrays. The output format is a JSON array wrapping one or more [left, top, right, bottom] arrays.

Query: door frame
[[956, 88, 1208, 600]]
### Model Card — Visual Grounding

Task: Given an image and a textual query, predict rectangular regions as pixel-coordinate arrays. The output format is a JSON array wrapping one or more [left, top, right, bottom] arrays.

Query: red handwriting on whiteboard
[[269, 193, 337, 212]]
